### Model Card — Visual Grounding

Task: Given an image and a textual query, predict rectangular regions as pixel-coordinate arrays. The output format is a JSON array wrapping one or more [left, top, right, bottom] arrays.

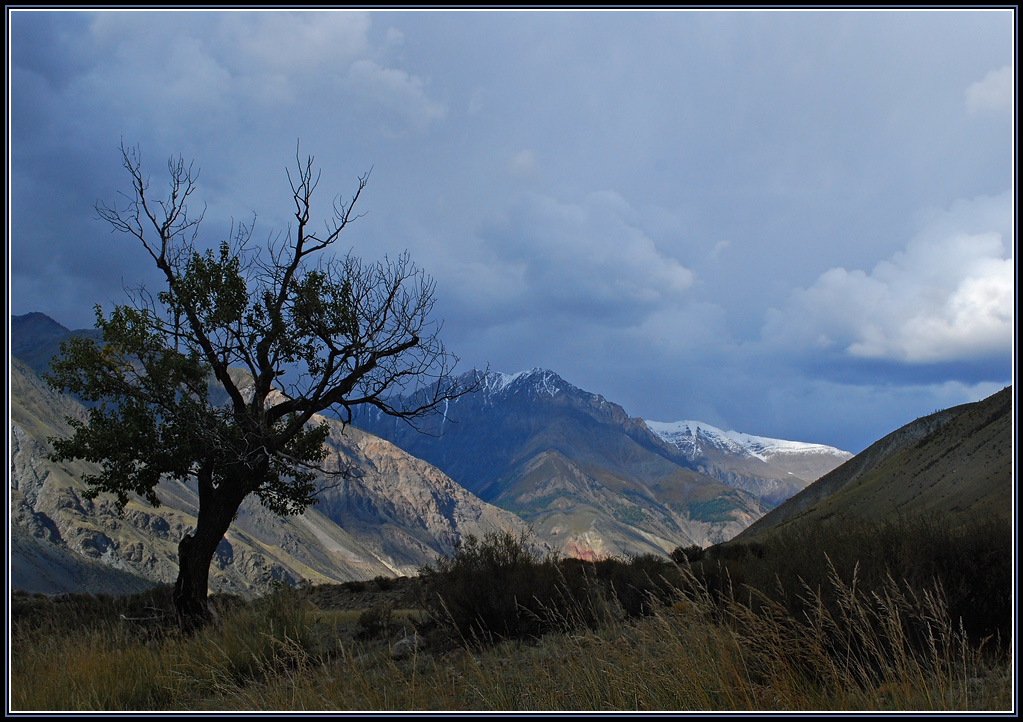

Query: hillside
[[735, 385, 1013, 542]]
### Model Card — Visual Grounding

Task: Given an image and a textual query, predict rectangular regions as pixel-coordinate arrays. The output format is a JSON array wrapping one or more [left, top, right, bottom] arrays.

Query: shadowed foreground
[[11, 524, 1012, 713]]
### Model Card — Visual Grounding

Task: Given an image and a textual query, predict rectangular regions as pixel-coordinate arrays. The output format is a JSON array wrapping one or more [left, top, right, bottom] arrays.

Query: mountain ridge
[[644, 417, 853, 505]]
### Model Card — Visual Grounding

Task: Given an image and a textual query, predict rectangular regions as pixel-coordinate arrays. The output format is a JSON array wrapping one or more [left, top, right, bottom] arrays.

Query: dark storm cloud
[[8, 9, 1014, 453]]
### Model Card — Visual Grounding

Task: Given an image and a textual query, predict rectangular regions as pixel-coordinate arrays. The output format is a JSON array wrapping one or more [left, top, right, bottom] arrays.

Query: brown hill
[[735, 385, 1012, 542]]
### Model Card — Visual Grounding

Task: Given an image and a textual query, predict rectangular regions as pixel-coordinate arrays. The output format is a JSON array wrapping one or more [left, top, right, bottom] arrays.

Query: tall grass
[[10, 518, 1012, 712], [698, 513, 1011, 643], [11, 584, 316, 711], [423, 555, 1005, 712]]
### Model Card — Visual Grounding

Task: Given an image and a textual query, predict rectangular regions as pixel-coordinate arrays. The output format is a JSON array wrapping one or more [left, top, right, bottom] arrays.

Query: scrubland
[[10, 514, 1012, 712]]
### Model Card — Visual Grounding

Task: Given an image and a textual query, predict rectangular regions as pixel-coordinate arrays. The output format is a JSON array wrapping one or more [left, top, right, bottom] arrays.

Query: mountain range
[[11, 312, 925, 596], [644, 418, 852, 506], [9, 315, 530, 596], [352, 368, 851, 558]]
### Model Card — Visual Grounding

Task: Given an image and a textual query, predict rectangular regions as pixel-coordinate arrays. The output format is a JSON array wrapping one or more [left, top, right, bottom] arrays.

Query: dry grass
[[9, 562, 1012, 713]]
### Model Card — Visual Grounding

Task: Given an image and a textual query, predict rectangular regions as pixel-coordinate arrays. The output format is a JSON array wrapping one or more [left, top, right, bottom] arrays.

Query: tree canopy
[[46, 142, 472, 625]]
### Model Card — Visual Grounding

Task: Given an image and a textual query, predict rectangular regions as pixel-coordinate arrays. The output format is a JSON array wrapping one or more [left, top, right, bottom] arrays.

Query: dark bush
[[418, 533, 688, 647], [705, 541, 765, 562], [417, 532, 571, 644], [670, 544, 705, 564], [591, 554, 684, 617], [358, 604, 396, 639]]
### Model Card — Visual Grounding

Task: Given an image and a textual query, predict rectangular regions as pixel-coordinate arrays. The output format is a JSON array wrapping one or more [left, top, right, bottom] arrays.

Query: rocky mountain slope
[[9, 323, 531, 596], [353, 368, 848, 557], [734, 385, 1013, 541]]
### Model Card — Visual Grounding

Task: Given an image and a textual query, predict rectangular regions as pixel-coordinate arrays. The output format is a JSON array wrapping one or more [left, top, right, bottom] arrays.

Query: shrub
[[418, 533, 688, 646], [591, 554, 684, 617], [418, 531, 569, 644], [357, 604, 396, 639], [670, 544, 705, 564], [342, 579, 368, 593]]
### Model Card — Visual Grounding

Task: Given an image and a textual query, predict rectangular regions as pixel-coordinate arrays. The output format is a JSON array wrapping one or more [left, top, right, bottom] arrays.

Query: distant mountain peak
[[472, 368, 577, 398], [645, 419, 852, 463], [645, 419, 750, 458], [11, 311, 71, 339], [11, 312, 79, 372]]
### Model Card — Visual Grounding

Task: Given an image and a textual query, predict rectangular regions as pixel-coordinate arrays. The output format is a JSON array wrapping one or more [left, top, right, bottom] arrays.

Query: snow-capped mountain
[[477, 368, 575, 397], [355, 368, 770, 555], [645, 419, 853, 505], [646, 419, 851, 465]]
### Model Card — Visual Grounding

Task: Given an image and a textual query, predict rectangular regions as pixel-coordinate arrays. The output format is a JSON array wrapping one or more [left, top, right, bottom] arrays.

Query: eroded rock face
[[306, 423, 533, 574]]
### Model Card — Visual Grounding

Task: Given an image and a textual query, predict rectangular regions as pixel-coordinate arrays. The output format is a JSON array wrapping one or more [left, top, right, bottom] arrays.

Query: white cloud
[[966, 65, 1013, 113], [848, 249, 1011, 361], [346, 59, 447, 130], [224, 11, 372, 74], [506, 191, 693, 310], [448, 190, 695, 328], [764, 191, 1013, 363], [72, 12, 442, 133]]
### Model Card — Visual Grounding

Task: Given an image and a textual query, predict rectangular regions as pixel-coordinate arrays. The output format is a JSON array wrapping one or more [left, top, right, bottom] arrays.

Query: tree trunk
[[173, 477, 245, 630]]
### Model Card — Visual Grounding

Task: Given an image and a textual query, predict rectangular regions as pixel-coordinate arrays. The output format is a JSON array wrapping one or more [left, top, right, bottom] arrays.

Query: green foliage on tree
[[46, 142, 471, 627]]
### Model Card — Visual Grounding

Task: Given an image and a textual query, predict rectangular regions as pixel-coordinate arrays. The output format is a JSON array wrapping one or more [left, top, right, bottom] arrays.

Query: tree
[[46, 142, 472, 627]]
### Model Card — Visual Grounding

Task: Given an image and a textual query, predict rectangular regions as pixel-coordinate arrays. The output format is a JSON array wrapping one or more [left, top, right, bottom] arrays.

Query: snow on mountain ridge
[[645, 419, 850, 462], [725, 431, 851, 459], [468, 371, 851, 463], [474, 368, 579, 399], [645, 419, 753, 459]]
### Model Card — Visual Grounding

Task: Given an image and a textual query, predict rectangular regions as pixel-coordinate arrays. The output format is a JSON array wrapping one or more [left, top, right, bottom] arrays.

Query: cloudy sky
[[8, 9, 1015, 453]]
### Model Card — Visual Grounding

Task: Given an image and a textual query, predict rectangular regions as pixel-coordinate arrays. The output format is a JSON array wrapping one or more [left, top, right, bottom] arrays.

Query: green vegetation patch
[[612, 504, 648, 526], [686, 496, 740, 523]]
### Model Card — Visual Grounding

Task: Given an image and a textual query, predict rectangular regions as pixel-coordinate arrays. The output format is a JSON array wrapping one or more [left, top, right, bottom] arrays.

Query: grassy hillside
[[737, 386, 1012, 541]]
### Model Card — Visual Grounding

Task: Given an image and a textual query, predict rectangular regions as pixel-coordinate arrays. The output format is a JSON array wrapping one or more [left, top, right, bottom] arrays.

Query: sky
[[7, 8, 1016, 453]]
